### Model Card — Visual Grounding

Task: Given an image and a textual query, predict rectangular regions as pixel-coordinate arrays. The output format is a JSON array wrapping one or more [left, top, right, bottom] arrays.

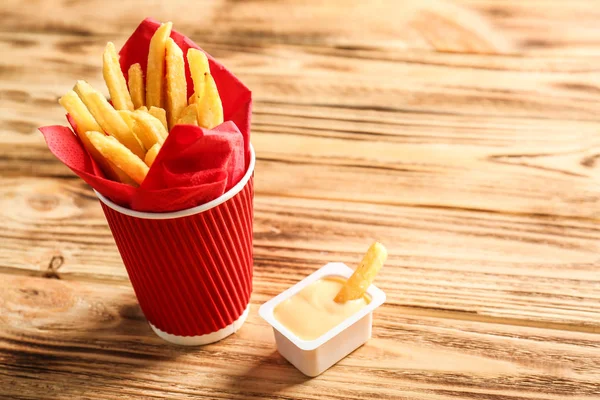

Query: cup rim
[[95, 144, 255, 220]]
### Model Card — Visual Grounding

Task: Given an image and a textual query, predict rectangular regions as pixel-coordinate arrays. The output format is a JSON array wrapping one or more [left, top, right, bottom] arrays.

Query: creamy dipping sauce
[[273, 277, 370, 341]]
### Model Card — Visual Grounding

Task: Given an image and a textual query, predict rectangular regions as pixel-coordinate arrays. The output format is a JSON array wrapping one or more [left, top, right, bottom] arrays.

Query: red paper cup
[[95, 145, 255, 345]]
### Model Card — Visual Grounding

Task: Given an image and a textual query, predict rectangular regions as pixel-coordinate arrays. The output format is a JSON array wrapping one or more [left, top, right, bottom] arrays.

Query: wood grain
[[2, 0, 600, 55], [1, 176, 599, 333], [1, 275, 599, 400], [1, 0, 600, 398], [2, 31, 600, 218]]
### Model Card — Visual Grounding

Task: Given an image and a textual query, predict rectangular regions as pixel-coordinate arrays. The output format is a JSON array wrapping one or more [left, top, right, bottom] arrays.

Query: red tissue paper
[[39, 18, 252, 213]]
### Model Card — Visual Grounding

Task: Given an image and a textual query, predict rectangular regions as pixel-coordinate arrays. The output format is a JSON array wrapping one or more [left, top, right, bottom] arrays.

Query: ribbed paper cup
[[95, 146, 255, 345]]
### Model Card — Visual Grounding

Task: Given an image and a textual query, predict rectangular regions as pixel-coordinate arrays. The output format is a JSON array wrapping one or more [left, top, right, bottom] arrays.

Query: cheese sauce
[[274, 277, 370, 341]]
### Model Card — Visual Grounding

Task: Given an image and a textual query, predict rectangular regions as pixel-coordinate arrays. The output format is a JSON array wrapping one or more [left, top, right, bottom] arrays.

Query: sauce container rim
[[259, 262, 386, 351]]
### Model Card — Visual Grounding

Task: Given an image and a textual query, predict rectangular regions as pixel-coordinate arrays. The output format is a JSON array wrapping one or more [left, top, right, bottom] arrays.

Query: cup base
[[149, 305, 250, 346]]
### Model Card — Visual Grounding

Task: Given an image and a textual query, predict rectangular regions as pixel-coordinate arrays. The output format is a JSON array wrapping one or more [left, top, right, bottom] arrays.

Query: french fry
[[165, 38, 187, 130], [131, 110, 167, 149], [144, 143, 161, 167], [106, 160, 138, 186], [176, 103, 198, 126], [58, 90, 132, 184], [187, 48, 210, 104], [59, 90, 102, 134], [334, 242, 387, 303], [137, 106, 148, 112], [86, 131, 149, 185], [116, 112, 144, 173], [117, 110, 134, 130], [74, 80, 145, 158], [196, 73, 223, 129], [127, 63, 145, 109], [103, 42, 134, 111], [148, 106, 168, 131], [146, 22, 172, 108]]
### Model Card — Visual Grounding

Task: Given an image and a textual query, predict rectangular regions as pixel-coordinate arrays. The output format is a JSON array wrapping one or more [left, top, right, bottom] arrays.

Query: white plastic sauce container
[[259, 262, 386, 377]]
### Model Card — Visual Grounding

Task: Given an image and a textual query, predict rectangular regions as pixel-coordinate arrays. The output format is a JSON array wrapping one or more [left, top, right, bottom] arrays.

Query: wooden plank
[[3, 31, 600, 119], [459, 0, 600, 55], [2, 0, 600, 55], [2, 32, 600, 218], [1, 1, 600, 398], [1, 274, 599, 400], [0, 0, 508, 52], [1, 177, 598, 331]]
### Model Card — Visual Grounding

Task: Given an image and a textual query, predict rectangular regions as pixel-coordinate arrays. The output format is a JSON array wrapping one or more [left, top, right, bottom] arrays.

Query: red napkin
[[39, 18, 252, 213]]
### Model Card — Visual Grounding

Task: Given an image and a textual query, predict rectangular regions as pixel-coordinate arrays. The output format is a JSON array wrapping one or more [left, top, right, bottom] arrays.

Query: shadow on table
[[110, 302, 312, 398], [220, 350, 313, 398], [4, 285, 309, 398], [3, 296, 177, 398]]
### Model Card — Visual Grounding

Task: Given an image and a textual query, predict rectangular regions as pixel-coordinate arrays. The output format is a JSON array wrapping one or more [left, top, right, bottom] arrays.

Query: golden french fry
[[146, 22, 172, 108], [103, 42, 133, 111], [58, 90, 132, 183], [196, 73, 223, 129], [187, 48, 210, 104], [165, 38, 187, 130], [117, 110, 134, 129], [176, 103, 198, 126], [86, 131, 149, 185], [144, 143, 161, 167], [59, 90, 102, 134], [137, 106, 148, 112], [127, 63, 145, 109], [148, 106, 168, 132], [106, 160, 138, 186], [130, 110, 167, 149], [188, 93, 195, 105], [117, 112, 146, 169], [334, 242, 387, 303], [74, 81, 145, 158]]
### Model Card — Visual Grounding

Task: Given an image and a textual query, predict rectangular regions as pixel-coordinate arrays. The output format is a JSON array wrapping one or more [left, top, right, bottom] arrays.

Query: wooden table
[[2, 1, 600, 398]]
